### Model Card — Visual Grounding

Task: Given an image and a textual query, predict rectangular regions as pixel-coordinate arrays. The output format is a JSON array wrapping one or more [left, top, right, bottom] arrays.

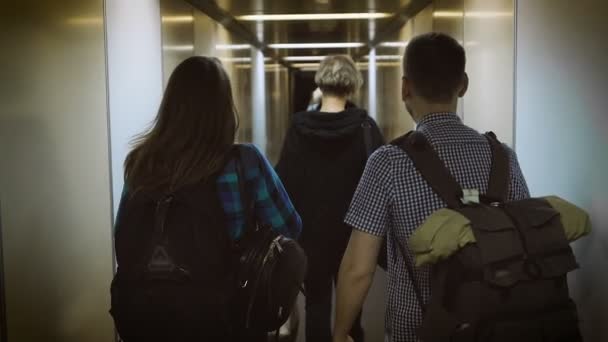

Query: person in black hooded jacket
[[276, 55, 384, 342]]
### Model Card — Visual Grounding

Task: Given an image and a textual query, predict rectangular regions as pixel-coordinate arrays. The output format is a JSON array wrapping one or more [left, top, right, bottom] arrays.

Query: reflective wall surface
[[463, 0, 514, 145], [106, 0, 164, 215], [0, 1, 603, 341], [0, 1, 114, 341], [160, 0, 293, 164], [377, 0, 514, 143], [515, 0, 608, 339]]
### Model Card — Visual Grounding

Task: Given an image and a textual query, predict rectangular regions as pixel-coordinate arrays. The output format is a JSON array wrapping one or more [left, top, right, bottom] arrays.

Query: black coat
[[276, 104, 384, 272]]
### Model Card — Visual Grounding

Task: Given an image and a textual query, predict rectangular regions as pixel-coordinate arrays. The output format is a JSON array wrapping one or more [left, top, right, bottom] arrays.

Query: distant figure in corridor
[[307, 87, 323, 111], [276, 55, 384, 342], [110, 56, 302, 342]]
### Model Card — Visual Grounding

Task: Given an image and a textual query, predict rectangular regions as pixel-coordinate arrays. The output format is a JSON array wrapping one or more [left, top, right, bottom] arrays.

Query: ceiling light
[[379, 41, 408, 48], [219, 57, 272, 63], [291, 63, 321, 68], [235, 63, 284, 70], [269, 42, 365, 49], [292, 62, 401, 70], [356, 62, 402, 68], [220, 57, 252, 63], [161, 15, 194, 23], [364, 55, 402, 61], [291, 62, 402, 71], [162, 45, 194, 51], [215, 44, 251, 50], [433, 11, 513, 18], [283, 56, 326, 62], [433, 11, 464, 18], [237, 13, 392, 21]]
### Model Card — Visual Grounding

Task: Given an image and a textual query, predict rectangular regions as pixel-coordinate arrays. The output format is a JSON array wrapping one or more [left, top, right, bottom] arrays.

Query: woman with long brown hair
[[110, 56, 302, 341]]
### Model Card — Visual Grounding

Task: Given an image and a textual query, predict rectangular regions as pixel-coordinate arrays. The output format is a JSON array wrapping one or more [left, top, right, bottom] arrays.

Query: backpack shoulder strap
[[391, 131, 463, 209], [234, 145, 256, 236], [153, 195, 173, 243], [484, 132, 510, 203], [362, 119, 373, 157]]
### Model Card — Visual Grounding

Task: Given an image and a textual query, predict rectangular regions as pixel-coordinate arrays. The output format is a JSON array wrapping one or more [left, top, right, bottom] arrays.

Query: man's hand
[[333, 229, 383, 341]]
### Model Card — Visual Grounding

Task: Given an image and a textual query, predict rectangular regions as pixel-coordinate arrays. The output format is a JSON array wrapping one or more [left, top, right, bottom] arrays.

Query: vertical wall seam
[[159, 0, 167, 87], [101, 0, 119, 340], [0, 201, 9, 342], [101, 0, 116, 266], [461, 0, 466, 123], [512, 0, 519, 150], [368, 48, 377, 120]]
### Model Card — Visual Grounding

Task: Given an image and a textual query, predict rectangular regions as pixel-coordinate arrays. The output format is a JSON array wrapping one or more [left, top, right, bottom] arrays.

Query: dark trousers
[[304, 262, 365, 342]]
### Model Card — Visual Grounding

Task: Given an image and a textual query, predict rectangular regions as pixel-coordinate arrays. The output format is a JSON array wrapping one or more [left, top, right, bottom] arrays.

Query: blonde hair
[[314, 55, 363, 97]]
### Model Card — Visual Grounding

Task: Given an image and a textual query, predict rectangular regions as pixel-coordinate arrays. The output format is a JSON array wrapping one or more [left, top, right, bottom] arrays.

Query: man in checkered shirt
[[333, 33, 530, 342]]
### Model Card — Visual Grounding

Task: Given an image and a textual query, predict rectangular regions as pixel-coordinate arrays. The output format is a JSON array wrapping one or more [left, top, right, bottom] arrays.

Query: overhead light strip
[[237, 13, 392, 21], [163, 45, 195, 51], [357, 62, 402, 68], [235, 64, 285, 70], [283, 56, 326, 62], [161, 15, 194, 23], [269, 42, 365, 49], [292, 62, 401, 69], [433, 11, 513, 18], [215, 44, 251, 50], [219, 57, 273, 63], [286, 55, 401, 62], [379, 41, 409, 47], [363, 55, 402, 61]]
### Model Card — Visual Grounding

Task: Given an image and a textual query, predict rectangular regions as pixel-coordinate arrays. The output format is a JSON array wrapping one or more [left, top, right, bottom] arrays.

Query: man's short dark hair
[[403, 32, 466, 103]]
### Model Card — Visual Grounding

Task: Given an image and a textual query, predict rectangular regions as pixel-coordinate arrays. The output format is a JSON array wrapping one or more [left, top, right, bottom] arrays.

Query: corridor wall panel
[[106, 0, 164, 216], [515, 0, 608, 340], [0, 1, 114, 340], [463, 0, 514, 145]]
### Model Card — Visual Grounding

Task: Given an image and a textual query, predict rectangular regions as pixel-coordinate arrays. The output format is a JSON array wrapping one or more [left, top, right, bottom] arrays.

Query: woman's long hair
[[125, 56, 237, 194]]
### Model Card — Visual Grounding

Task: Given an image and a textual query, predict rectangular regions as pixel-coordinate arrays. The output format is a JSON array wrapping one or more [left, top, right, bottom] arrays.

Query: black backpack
[[110, 180, 234, 341], [231, 146, 307, 334], [110, 146, 307, 341], [391, 131, 582, 342]]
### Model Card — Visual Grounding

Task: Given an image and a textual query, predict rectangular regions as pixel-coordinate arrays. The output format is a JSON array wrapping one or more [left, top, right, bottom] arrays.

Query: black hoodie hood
[[293, 102, 369, 141]]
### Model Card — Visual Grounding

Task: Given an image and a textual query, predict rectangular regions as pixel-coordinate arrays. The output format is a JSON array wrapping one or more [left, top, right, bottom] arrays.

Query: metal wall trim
[[512, 0, 519, 150], [0, 201, 8, 342], [353, 0, 433, 61]]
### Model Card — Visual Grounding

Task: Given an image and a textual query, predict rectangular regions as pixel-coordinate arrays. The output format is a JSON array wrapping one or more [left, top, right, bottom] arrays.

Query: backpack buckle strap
[[391, 131, 464, 209], [504, 198, 579, 278], [459, 205, 526, 267]]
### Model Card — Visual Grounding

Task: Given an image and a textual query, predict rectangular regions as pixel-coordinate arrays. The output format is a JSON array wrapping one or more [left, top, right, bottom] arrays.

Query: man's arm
[[333, 229, 383, 342]]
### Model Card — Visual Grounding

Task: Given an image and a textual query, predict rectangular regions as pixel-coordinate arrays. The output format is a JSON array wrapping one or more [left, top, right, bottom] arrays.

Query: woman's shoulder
[[233, 143, 269, 167], [235, 143, 262, 157], [219, 144, 263, 179]]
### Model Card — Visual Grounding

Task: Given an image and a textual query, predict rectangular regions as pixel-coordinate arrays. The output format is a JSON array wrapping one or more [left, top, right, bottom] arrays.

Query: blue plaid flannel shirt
[[219, 144, 302, 240], [115, 144, 302, 241]]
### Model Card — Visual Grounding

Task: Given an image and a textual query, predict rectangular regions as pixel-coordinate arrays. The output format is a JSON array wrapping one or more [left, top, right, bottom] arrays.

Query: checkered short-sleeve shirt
[[344, 113, 530, 342]]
